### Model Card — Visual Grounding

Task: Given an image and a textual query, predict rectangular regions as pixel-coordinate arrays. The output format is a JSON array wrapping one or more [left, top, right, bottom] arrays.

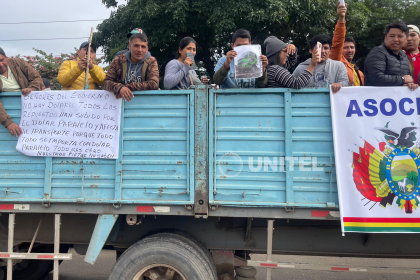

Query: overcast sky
[[1, 0, 122, 60]]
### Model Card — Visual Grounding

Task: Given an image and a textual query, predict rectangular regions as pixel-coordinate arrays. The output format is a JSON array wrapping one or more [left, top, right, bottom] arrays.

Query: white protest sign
[[330, 86, 420, 233], [16, 90, 122, 159]]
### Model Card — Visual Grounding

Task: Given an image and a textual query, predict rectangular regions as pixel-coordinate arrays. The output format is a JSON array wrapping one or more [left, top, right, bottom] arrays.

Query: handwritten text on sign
[[16, 90, 122, 159]]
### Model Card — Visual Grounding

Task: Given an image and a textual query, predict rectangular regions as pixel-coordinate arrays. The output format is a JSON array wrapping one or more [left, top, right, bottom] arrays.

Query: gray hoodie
[[125, 50, 151, 84], [292, 58, 349, 88]]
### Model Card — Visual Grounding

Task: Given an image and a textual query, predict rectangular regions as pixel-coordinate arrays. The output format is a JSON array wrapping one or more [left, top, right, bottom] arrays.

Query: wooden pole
[[84, 27, 94, 90]]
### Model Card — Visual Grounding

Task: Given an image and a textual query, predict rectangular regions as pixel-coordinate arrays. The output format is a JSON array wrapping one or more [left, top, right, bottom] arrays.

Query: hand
[[224, 50, 237, 69], [184, 57, 193, 67], [405, 83, 419, 91], [260, 55, 268, 70], [119, 87, 134, 102], [310, 49, 320, 66], [337, 1, 347, 22], [403, 75, 414, 84], [331, 83, 342, 94], [88, 59, 94, 70], [78, 57, 88, 70], [21, 88, 32, 96], [286, 44, 296, 55], [201, 77, 209, 85], [7, 123, 22, 137]]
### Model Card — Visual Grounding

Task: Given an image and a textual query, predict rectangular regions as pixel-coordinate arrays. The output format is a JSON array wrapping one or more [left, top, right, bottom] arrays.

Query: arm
[[269, 66, 312, 89], [330, 2, 347, 61], [365, 49, 404, 86], [127, 59, 159, 91], [256, 70, 268, 88], [0, 99, 13, 128], [89, 65, 106, 86], [103, 58, 125, 97], [164, 61, 189, 89], [57, 61, 84, 87], [213, 57, 228, 85], [330, 21, 346, 61], [284, 48, 298, 70]]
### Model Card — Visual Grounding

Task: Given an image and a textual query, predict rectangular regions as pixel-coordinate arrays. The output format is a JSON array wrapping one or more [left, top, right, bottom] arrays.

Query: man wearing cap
[[57, 42, 105, 90], [113, 28, 146, 58], [403, 25, 420, 85], [0, 47, 43, 137]]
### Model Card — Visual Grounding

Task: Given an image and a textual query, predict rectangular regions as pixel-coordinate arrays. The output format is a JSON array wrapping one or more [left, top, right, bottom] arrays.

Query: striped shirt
[[267, 65, 312, 89]]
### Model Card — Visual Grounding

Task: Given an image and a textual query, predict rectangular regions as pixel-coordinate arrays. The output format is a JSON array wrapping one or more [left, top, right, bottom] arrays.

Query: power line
[[0, 19, 105, 25], [0, 37, 88, 42]]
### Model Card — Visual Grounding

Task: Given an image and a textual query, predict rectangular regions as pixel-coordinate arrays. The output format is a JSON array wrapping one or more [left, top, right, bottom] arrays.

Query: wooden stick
[[84, 27, 94, 90]]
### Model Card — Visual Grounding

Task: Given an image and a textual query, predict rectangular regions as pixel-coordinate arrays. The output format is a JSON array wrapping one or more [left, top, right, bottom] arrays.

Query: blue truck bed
[[0, 87, 337, 209]]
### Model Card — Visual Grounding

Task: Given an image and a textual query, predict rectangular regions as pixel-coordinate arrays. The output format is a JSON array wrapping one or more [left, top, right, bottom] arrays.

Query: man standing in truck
[[329, 1, 364, 86], [103, 33, 159, 102], [403, 24, 420, 85], [57, 42, 106, 90], [0, 47, 43, 137], [213, 29, 269, 88]]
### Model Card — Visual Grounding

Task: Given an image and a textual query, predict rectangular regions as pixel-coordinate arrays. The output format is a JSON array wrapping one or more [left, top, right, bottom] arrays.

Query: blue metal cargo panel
[[209, 88, 338, 208], [0, 91, 195, 205]]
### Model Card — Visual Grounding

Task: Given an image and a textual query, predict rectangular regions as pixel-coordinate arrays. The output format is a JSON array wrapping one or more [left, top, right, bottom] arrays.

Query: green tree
[[94, 0, 420, 85]]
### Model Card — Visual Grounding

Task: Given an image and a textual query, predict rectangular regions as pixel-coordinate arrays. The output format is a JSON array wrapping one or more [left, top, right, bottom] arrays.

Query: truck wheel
[[152, 232, 217, 279], [109, 233, 216, 280]]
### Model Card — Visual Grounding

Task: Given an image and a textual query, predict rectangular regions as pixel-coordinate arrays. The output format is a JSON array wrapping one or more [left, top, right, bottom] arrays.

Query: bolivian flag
[[344, 217, 420, 232]]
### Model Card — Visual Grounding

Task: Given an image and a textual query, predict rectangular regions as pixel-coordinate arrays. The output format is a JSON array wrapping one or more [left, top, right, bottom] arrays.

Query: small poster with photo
[[234, 45, 263, 79]]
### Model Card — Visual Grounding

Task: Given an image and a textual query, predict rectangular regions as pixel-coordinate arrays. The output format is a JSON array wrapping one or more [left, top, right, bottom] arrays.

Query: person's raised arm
[[330, 1, 347, 61]]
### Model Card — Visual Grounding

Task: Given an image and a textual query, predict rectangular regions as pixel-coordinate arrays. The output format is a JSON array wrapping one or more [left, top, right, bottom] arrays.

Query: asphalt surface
[[47, 249, 420, 279]]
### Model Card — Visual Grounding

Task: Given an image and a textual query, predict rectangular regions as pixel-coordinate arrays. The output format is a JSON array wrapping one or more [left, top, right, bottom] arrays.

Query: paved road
[[48, 249, 420, 279]]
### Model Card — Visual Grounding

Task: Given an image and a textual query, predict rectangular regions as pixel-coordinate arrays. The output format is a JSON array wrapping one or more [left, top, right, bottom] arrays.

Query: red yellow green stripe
[[343, 217, 420, 232]]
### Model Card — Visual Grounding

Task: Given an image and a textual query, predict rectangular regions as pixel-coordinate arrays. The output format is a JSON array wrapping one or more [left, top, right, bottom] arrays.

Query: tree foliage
[[94, 0, 420, 83]]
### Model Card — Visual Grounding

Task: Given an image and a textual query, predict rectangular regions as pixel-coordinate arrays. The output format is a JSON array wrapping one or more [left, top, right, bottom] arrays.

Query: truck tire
[[235, 266, 257, 277], [152, 231, 217, 279], [109, 233, 217, 280]]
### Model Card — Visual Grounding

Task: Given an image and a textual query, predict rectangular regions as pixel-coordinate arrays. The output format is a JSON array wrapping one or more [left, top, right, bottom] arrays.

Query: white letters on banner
[[330, 87, 420, 233], [16, 90, 122, 159]]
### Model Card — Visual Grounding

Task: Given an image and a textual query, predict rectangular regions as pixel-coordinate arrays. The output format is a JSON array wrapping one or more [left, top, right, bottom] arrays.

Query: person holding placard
[[364, 21, 418, 91], [330, 1, 364, 86], [264, 36, 320, 89], [57, 42, 106, 90], [0, 47, 43, 137], [164, 37, 208, 90], [103, 33, 159, 101], [292, 35, 349, 93], [213, 29, 268, 88]]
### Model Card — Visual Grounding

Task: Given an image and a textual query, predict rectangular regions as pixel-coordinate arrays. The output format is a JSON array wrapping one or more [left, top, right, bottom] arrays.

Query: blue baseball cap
[[79, 42, 97, 52]]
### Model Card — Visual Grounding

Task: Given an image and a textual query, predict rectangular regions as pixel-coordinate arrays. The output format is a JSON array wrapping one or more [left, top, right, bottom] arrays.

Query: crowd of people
[[0, 2, 419, 137]]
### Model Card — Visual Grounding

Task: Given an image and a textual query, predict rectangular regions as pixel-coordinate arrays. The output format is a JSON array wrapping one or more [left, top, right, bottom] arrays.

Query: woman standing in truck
[[164, 37, 209, 90], [264, 36, 319, 89]]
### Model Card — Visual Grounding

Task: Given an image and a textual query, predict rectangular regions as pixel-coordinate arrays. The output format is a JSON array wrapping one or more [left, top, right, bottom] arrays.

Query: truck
[[0, 86, 419, 280]]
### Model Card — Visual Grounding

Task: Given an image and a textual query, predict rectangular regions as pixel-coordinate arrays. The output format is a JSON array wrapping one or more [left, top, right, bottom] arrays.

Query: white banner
[[16, 90, 122, 159], [331, 87, 420, 233]]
